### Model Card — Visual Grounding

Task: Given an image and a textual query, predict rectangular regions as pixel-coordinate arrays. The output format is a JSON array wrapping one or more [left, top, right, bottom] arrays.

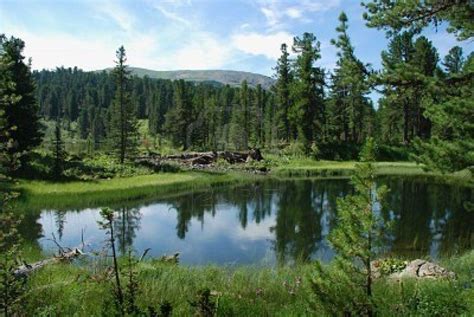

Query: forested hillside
[[33, 12, 473, 166], [117, 67, 275, 89]]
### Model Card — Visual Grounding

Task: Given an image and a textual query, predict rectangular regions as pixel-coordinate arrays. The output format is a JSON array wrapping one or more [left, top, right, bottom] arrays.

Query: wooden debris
[[14, 248, 84, 278], [136, 149, 264, 168]]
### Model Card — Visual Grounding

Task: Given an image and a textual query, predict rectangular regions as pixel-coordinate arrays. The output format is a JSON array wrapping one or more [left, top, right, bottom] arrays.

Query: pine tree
[[163, 80, 193, 150], [51, 116, 66, 178], [0, 88, 25, 316], [377, 33, 438, 144], [0, 35, 43, 168], [311, 137, 388, 316], [413, 50, 474, 172], [443, 46, 464, 74], [327, 12, 372, 144], [362, 0, 474, 40], [109, 46, 139, 163], [289, 33, 325, 149], [274, 44, 293, 142], [229, 81, 250, 150]]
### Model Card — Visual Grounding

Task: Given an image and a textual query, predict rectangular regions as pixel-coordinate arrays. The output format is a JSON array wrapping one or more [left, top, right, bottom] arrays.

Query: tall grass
[[21, 250, 474, 316], [16, 171, 260, 211]]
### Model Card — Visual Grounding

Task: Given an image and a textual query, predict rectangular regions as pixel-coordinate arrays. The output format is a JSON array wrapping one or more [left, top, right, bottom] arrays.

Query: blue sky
[[1, 0, 472, 77]]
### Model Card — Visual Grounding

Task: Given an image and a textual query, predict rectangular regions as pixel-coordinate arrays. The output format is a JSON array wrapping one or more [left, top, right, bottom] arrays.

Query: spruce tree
[[51, 116, 66, 178], [0, 35, 43, 168], [109, 46, 138, 163]]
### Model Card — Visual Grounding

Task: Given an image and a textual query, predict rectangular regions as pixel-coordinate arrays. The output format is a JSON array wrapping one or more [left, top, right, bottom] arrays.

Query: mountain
[[112, 67, 276, 89]]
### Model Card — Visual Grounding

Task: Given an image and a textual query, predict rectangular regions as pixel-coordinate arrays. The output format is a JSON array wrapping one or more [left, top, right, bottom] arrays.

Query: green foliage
[[0, 193, 25, 317], [311, 153, 389, 315], [412, 50, 474, 172], [359, 137, 378, 162], [289, 32, 325, 150], [189, 288, 217, 317], [326, 12, 374, 145], [109, 46, 139, 163], [0, 34, 43, 169], [362, 0, 474, 41], [51, 118, 67, 178], [377, 258, 407, 276]]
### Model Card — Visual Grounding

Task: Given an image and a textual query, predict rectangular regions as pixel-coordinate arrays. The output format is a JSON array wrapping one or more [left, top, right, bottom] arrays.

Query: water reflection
[[20, 177, 473, 265]]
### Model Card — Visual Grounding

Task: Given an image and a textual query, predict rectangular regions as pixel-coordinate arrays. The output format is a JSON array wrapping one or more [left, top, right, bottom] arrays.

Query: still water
[[23, 177, 473, 265]]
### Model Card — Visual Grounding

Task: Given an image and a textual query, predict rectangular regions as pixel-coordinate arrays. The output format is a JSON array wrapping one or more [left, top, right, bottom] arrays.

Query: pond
[[21, 177, 473, 266]]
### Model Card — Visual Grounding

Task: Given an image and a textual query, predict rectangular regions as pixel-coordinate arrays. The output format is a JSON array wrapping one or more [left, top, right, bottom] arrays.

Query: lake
[[22, 176, 473, 265]]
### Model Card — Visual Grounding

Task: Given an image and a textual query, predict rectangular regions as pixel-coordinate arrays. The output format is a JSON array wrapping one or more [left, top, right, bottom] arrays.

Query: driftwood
[[136, 149, 263, 168], [14, 248, 83, 278]]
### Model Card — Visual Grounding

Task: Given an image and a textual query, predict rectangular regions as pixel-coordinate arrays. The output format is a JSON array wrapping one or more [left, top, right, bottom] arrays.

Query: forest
[[0, 1, 473, 316]]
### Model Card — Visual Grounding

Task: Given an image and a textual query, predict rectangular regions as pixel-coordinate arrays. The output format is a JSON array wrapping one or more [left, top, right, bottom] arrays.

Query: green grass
[[19, 250, 474, 316], [15, 157, 472, 211], [15, 171, 260, 211]]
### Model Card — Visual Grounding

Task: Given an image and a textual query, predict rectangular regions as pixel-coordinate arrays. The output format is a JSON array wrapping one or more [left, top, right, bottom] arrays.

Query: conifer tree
[[51, 116, 66, 178], [362, 0, 474, 40], [274, 44, 293, 142], [163, 80, 193, 150], [443, 46, 464, 74], [109, 46, 138, 163], [327, 12, 372, 144], [0, 35, 43, 167], [290, 33, 325, 149], [377, 33, 438, 144], [229, 81, 250, 150], [413, 51, 474, 172], [311, 137, 388, 316]]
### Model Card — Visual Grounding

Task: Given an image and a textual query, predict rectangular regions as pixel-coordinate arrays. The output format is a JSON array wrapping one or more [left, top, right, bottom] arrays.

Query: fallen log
[[136, 149, 264, 167], [14, 248, 84, 278]]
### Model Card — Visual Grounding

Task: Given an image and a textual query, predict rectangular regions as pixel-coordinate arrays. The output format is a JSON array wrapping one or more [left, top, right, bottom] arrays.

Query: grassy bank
[[15, 171, 260, 210], [19, 250, 474, 316], [15, 159, 472, 211]]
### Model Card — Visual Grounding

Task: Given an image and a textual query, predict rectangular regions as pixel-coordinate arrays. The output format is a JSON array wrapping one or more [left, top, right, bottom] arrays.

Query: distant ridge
[[104, 67, 276, 89]]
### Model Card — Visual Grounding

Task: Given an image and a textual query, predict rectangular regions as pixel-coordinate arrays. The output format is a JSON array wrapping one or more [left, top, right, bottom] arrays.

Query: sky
[[1, 0, 472, 77]]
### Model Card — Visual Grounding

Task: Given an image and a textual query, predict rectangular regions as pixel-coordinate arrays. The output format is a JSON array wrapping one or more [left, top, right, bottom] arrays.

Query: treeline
[[33, 12, 473, 168], [34, 67, 277, 152], [2, 5, 473, 172]]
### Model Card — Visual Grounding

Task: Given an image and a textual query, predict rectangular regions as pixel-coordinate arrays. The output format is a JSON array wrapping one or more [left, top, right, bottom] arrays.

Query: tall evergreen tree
[[377, 32, 438, 144], [274, 44, 293, 142], [109, 46, 138, 163], [0, 35, 43, 168], [327, 12, 372, 144], [51, 116, 66, 178], [164, 80, 193, 150], [290, 33, 325, 149], [229, 80, 250, 150], [413, 50, 474, 172], [443, 46, 464, 74], [311, 138, 388, 315]]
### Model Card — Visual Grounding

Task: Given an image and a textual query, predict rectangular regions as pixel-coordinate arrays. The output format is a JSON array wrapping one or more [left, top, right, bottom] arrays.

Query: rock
[[388, 259, 455, 280]]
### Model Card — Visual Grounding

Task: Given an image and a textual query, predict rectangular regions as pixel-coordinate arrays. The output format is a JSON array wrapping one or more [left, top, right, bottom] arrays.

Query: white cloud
[[259, 0, 340, 29], [91, 0, 135, 32], [154, 5, 191, 26], [285, 7, 302, 19], [232, 31, 293, 60], [168, 33, 234, 69]]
